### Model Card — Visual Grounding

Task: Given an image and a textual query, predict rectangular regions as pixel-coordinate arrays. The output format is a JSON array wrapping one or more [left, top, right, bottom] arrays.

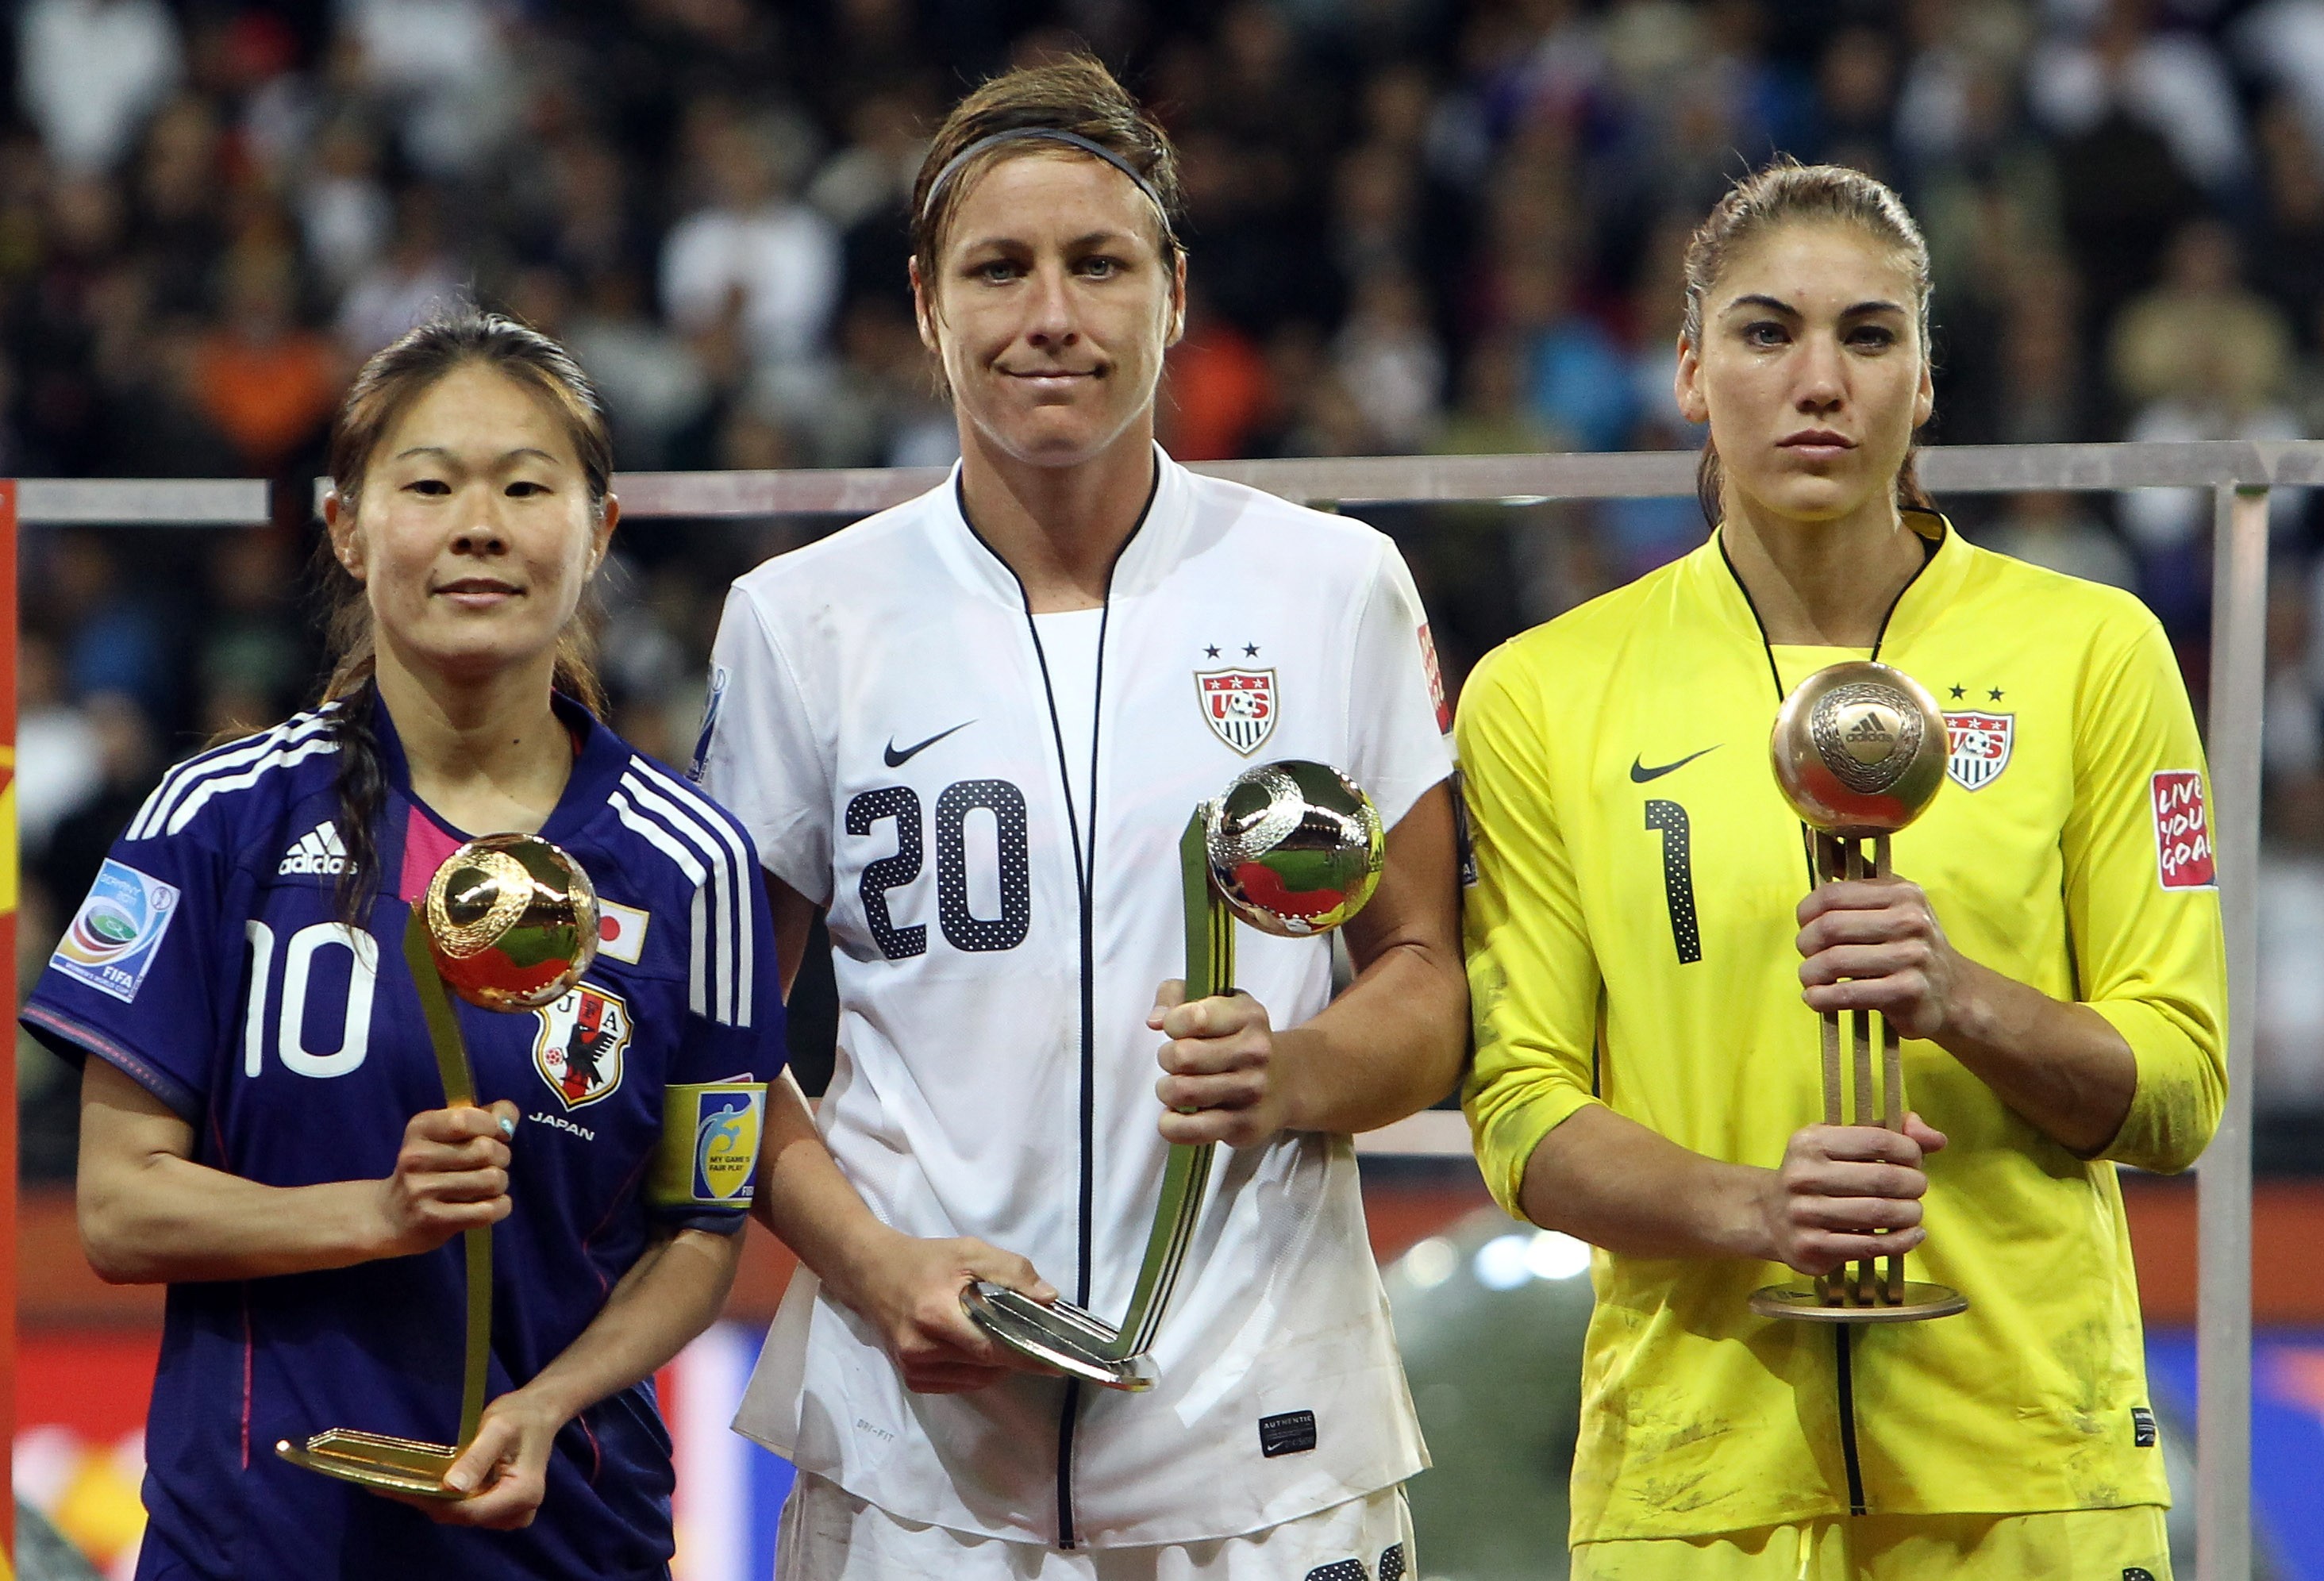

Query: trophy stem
[[1107, 814, 1237, 1360], [275, 915, 496, 1497], [1813, 833, 1843, 1306], [1875, 834, 1907, 1304], [403, 914, 494, 1447], [1842, 840, 1876, 1304]]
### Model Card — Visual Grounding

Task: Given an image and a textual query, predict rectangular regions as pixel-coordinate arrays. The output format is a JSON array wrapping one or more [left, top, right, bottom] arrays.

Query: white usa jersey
[[699, 451, 1450, 1548]]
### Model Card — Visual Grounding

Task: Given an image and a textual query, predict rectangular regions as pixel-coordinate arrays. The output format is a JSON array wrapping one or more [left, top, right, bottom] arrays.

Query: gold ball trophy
[[1749, 663, 1968, 1325], [962, 760, 1386, 1389], [276, 833, 600, 1495]]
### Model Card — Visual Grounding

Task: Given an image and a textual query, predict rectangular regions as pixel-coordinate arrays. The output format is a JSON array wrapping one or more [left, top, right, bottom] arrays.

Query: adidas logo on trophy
[[279, 821, 352, 876]]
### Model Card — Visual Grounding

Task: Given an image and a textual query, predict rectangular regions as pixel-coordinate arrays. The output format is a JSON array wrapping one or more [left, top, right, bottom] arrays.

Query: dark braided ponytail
[[314, 310, 614, 925]]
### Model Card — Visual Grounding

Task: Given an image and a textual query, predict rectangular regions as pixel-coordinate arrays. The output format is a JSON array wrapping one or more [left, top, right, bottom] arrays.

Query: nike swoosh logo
[[883, 721, 972, 767], [1630, 746, 1719, 783]]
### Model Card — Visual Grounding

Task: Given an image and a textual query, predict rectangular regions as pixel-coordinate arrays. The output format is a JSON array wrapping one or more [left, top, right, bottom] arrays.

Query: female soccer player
[[1460, 161, 2226, 1579], [697, 56, 1467, 1580], [25, 314, 783, 1580]]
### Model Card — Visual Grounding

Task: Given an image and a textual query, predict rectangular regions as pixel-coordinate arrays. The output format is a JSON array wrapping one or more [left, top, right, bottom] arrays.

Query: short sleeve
[[697, 584, 835, 906], [1456, 648, 1605, 1219], [21, 819, 232, 1123], [655, 817, 787, 1233], [1345, 537, 1456, 832], [2062, 610, 2229, 1174]]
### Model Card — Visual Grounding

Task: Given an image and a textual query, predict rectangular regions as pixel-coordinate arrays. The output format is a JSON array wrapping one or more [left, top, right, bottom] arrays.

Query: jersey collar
[[1698, 510, 1968, 664], [373, 687, 629, 846], [931, 443, 1193, 608]]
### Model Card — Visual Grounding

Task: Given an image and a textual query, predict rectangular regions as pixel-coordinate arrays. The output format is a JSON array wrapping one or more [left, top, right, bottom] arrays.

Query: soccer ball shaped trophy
[[277, 835, 598, 1495], [963, 761, 1385, 1390], [1751, 662, 1967, 1325]]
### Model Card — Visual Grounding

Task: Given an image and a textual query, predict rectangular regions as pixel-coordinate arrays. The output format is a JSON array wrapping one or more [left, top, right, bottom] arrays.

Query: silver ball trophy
[[963, 761, 1386, 1389], [1749, 662, 1968, 1325]]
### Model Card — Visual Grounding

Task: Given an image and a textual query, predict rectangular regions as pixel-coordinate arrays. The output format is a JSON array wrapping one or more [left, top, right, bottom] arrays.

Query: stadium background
[[11, 0, 2324, 1575]]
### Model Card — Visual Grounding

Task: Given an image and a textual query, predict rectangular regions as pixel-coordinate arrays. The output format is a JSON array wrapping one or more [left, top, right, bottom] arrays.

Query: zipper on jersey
[[1833, 1328, 1868, 1515], [956, 471, 1154, 1548], [1715, 517, 1939, 1521]]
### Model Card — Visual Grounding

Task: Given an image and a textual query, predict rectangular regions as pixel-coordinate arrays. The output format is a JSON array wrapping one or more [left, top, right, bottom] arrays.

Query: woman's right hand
[[832, 1229, 1060, 1394], [374, 1101, 522, 1258], [1755, 1114, 1946, 1276]]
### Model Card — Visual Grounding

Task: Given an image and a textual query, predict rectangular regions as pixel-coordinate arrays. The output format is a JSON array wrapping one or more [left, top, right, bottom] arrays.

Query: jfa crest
[[1197, 668, 1278, 756], [533, 983, 632, 1110], [1944, 711, 2014, 791]]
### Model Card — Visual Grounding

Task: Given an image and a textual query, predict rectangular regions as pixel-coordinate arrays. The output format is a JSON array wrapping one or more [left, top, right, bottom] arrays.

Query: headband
[[919, 127, 1167, 222]]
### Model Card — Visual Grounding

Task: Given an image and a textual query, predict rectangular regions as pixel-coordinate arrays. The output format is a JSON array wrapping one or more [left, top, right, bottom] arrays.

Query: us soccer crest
[[532, 983, 632, 1110], [1943, 710, 2014, 791], [1197, 667, 1277, 756]]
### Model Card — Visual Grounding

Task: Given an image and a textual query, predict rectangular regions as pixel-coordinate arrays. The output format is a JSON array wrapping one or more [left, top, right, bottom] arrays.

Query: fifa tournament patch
[[52, 859, 181, 1004], [1418, 621, 1451, 733], [687, 663, 729, 783], [532, 982, 633, 1109], [1943, 710, 2013, 791], [1196, 666, 1277, 756], [648, 1082, 768, 1209], [596, 898, 649, 964], [2151, 771, 2217, 890]]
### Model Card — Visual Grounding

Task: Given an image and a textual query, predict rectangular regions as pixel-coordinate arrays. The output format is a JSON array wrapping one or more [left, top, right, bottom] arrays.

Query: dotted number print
[[1645, 798, 1703, 965], [847, 786, 928, 960], [934, 779, 1033, 952]]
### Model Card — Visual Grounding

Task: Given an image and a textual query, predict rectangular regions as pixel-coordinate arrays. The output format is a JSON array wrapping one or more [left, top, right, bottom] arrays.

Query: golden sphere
[[1769, 661, 1948, 837], [422, 834, 600, 1011]]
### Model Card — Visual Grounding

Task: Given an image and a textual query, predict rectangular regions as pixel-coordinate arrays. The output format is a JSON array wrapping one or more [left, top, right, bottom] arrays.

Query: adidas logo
[[279, 821, 351, 876]]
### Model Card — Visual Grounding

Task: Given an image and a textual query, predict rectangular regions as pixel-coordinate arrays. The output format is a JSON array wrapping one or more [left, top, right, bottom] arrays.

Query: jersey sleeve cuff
[[21, 1001, 203, 1123], [1464, 1081, 1601, 1221], [2086, 998, 2226, 1175], [652, 1205, 752, 1236]]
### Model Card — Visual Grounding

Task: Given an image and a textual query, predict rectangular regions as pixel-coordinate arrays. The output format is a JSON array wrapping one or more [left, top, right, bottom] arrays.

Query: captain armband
[[648, 1082, 769, 1210]]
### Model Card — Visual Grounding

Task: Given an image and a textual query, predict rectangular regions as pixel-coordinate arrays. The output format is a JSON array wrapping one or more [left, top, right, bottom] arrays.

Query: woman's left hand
[[379, 1389, 567, 1529], [1795, 874, 1965, 1041], [1150, 981, 1288, 1148]]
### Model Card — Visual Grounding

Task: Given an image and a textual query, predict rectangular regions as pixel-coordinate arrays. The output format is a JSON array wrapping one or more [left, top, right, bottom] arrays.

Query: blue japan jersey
[[23, 694, 784, 1581]]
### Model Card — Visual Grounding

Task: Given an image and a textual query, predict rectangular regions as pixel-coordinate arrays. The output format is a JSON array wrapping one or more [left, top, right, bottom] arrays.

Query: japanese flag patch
[[2152, 771, 2216, 890], [53, 859, 180, 1003]]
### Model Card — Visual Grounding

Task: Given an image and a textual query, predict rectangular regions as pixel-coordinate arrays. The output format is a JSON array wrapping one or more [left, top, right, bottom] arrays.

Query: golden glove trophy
[[1749, 663, 1968, 1325], [276, 834, 600, 1496], [962, 760, 1386, 1390]]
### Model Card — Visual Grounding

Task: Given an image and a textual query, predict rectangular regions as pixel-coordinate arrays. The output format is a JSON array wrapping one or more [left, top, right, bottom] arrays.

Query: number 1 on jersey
[[1645, 799, 1703, 965]]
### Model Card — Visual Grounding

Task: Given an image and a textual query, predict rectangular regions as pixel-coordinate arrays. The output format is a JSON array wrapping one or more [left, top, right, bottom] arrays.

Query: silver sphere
[[1203, 760, 1386, 937]]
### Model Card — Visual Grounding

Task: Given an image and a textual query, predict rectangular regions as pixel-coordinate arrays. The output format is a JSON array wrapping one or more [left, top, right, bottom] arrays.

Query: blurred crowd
[[11, 0, 2324, 1171]]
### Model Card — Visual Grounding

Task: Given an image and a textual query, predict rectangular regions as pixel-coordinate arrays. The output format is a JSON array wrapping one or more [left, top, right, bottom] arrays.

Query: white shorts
[[774, 1471, 1414, 1581]]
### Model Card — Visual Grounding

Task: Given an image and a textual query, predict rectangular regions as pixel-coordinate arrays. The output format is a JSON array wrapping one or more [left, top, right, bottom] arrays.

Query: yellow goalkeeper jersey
[[1458, 517, 2226, 1543]]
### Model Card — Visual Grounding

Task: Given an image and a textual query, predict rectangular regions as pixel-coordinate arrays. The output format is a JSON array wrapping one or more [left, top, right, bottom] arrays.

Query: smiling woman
[[24, 310, 792, 1580], [315, 315, 617, 913]]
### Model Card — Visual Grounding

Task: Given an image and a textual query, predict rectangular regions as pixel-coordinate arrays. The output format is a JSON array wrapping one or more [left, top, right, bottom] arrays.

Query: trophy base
[[275, 1429, 468, 1498], [1748, 1281, 1969, 1325], [963, 1283, 1157, 1393]]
